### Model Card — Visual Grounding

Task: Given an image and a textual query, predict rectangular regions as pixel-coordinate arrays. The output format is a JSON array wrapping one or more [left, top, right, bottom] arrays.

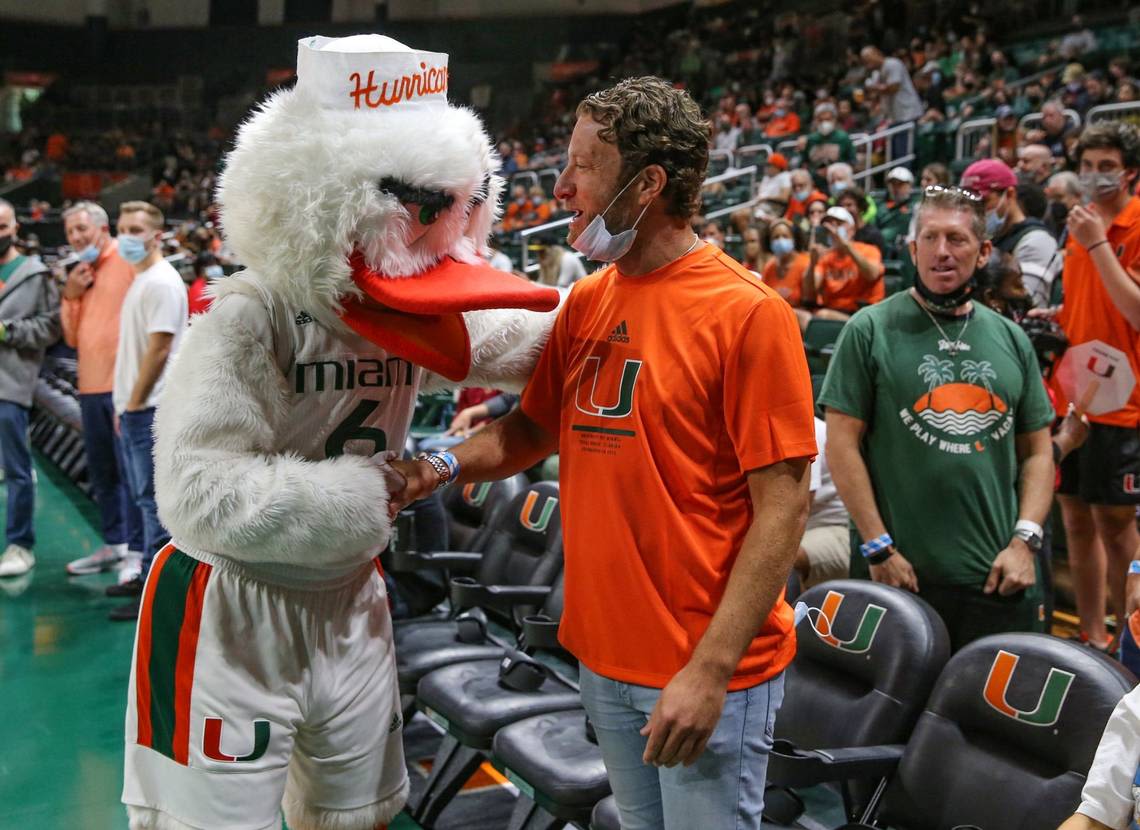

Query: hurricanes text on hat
[[960, 159, 1018, 194], [297, 34, 450, 112]]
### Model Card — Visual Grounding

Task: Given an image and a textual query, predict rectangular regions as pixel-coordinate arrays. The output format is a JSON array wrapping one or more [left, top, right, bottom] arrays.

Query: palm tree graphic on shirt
[[913, 355, 1008, 437]]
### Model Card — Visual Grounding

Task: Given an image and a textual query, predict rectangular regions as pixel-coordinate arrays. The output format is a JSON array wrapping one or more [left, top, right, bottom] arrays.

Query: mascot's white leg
[[282, 775, 410, 830], [127, 804, 281, 830]]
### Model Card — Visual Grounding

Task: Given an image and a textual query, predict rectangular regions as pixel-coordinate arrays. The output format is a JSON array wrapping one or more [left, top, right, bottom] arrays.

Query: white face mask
[[570, 171, 650, 263]]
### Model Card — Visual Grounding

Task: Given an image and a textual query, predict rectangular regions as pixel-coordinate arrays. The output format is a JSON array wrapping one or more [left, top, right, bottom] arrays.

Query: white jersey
[[153, 271, 560, 587]]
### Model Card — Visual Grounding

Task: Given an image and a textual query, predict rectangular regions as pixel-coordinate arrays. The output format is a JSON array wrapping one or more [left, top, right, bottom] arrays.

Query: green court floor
[[0, 455, 424, 829]]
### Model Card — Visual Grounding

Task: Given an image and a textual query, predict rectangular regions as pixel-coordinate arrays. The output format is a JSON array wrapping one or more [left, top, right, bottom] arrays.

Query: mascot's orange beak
[[339, 251, 560, 382]]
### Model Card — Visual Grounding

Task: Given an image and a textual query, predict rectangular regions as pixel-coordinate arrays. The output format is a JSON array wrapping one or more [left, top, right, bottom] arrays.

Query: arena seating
[[763, 581, 951, 825], [444, 474, 530, 555], [409, 570, 582, 826], [29, 357, 88, 494], [390, 482, 562, 703]]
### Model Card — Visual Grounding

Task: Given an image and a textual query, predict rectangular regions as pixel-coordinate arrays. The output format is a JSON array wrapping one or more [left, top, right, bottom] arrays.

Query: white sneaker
[[66, 544, 127, 575], [0, 544, 35, 577], [116, 550, 143, 585]]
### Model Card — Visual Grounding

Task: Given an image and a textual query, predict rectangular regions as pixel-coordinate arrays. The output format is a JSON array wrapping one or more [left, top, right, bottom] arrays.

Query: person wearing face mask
[[106, 201, 188, 621], [784, 169, 827, 223], [395, 76, 815, 829], [60, 200, 146, 583], [763, 96, 800, 139], [827, 162, 877, 225], [1045, 170, 1082, 242], [501, 184, 533, 232], [877, 166, 919, 258], [820, 186, 1056, 651], [803, 206, 885, 324], [1051, 122, 1140, 653], [962, 159, 1060, 308], [0, 199, 60, 579], [760, 219, 808, 307], [801, 102, 855, 178]]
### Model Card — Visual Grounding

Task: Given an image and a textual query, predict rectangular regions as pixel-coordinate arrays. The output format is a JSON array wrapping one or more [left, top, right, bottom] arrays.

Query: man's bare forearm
[[1015, 428, 1054, 527], [826, 411, 888, 540], [451, 407, 558, 484], [128, 333, 174, 410], [687, 459, 811, 684]]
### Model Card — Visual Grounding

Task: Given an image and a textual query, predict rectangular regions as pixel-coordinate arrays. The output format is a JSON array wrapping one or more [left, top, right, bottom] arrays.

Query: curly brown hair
[[577, 76, 710, 219], [1075, 121, 1140, 170]]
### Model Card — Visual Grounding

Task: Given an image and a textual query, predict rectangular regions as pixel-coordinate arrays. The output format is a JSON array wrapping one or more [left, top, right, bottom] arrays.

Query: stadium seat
[[408, 571, 581, 826], [804, 318, 846, 374], [492, 709, 610, 829], [763, 581, 950, 825], [862, 633, 1136, 829], [444, 473, 530, 553], [391, 482, 563, 698]]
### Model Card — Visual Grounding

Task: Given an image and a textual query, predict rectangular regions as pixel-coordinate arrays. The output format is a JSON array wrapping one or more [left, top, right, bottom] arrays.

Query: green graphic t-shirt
[[818, 291, 1055, 586]]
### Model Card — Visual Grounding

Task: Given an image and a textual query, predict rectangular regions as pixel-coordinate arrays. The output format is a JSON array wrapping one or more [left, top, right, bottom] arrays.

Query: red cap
[[960, 159, 1017, 194], [767, 152, 789, 171]]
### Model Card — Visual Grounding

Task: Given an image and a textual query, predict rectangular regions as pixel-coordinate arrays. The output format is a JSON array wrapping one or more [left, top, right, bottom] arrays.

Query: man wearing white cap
[[877, 166, 918, 258], [121, 34, 560, 830], [801, 205, 885, 327]]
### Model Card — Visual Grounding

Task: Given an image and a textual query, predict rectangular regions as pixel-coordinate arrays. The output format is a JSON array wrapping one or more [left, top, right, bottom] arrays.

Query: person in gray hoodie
[[0, 198, 61, 577]]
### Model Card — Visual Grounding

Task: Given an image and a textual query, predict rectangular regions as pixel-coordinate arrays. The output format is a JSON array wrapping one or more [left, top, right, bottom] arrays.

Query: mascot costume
[[121, 34, 560, 830]]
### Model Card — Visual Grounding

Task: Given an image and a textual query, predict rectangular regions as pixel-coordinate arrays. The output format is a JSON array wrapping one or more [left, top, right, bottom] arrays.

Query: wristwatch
[[414, 451, 459, 491], [1012, 526, 1043, 553]]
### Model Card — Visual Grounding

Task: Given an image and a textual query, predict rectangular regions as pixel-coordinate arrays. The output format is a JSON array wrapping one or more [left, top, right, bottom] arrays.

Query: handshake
[[382, 457, 448, 518]]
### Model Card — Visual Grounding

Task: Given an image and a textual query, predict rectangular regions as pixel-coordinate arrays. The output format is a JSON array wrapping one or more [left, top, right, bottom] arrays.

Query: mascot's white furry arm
[[123, 34, 560, 830]]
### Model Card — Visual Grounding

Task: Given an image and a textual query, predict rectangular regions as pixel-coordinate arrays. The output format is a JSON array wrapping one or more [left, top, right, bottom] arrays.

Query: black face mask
[[914, 268, 978, 311], [0, 235, 13, 258]]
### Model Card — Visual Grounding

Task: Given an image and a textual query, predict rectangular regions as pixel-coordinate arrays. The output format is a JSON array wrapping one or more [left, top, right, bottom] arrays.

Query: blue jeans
[[118, 408, 170, 578], [578, 664, 784, 830], [80, 393, 143, 550], [0, 401, 34, 549]]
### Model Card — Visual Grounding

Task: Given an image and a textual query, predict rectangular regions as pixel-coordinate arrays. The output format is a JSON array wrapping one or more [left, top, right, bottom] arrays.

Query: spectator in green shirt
[[799, 102, 856, 188], [819, 185, 1056, 651], [877, 166, 919, 258]]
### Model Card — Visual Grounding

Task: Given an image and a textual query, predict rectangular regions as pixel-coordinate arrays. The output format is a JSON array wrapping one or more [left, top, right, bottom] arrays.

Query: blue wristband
[[860, 533, 893, 559], [1129, 560, 1140, 576], [437, 451, 461, 482]]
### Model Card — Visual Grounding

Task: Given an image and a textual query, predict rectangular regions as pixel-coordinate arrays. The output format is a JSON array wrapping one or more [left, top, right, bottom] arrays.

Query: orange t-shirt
[[60, 241, 137, 395], [521, 244, 817, 690], [817, 241, 885, 313], [762, 253, 810, 307], [765, 112, 801, 138], [1055, 196, 1140, 427]]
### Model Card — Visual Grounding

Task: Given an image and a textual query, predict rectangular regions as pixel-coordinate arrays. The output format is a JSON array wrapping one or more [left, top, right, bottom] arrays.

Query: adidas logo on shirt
[[388, 712, 403, 734], [295, 310, 314, 325], [607, 320, 631, 343]]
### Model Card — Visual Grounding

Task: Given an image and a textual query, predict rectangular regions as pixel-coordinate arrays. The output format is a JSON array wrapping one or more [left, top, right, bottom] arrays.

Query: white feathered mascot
[[121, 34, 560, 830]]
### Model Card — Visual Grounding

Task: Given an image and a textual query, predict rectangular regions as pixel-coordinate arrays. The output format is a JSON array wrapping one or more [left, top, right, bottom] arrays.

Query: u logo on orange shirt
[[574, 357, 642, 419]]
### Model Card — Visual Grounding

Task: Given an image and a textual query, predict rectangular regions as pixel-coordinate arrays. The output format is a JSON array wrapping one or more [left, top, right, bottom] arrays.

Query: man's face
[[554, 116, 631, 245], [64, 210, 108, 253], [702, 222, 724, 247], [791, 172, 811, 194], [116, 211, 158, 251], [980, 187, 1008, 216], [910, 206, 990, 295], [0, 206, 16, 243], [1043, 107, 1065, 133], [888, 180, 912, 202], [1079, 147, 1136, 200], [743, 228, 761, 254], [1087, 78, 1104, 99], [1017, 146, 1053, 183]]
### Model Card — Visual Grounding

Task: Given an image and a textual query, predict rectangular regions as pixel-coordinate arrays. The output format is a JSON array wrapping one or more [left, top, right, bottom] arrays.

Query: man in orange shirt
[[394, 77, 816, 828], [764, 95, 801, 139], [801, 206, 885, 328], [1053, 122, 1140, 650], [59, 201, 144, 582]]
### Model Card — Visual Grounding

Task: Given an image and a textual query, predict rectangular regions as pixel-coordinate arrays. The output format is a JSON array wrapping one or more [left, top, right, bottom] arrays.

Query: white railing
[[956, 117, 996, 160], [701, 165, 760, 220], [708, 149, 734, 175], [518, 216, 577, 275], [850, 122, 915, 185], [1087, 102, 1140, 124], [1019, 107, 1081, 132]]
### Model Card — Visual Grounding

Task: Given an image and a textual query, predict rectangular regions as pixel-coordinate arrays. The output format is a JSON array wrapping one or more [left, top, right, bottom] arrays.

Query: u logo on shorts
[[202, 717, 271, 762]]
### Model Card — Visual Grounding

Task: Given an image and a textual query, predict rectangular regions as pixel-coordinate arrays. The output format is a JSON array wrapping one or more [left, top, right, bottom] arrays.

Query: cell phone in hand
[[813, 226, 832, 248]]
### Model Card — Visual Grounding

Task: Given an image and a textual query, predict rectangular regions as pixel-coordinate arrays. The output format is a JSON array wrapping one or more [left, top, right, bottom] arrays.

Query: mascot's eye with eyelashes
[[378, 177, 455, 226]]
